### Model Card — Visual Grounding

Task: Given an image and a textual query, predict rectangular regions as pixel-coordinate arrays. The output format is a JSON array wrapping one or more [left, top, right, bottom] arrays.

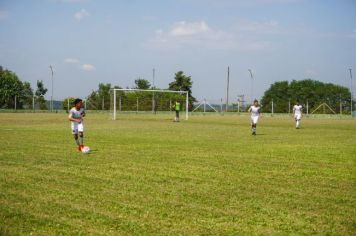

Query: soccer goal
[[110, 88, 189, 120]]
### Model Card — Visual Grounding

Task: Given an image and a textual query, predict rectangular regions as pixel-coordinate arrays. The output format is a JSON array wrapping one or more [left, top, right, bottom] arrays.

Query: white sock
[[296, 121, 299, 127]]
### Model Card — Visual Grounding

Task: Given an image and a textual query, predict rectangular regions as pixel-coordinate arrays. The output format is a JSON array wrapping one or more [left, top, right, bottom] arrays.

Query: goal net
[[110, 88, 189, 120]]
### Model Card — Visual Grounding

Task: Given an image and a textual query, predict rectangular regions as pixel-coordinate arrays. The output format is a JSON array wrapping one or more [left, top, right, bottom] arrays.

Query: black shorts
[[175, 110, 179, 118]]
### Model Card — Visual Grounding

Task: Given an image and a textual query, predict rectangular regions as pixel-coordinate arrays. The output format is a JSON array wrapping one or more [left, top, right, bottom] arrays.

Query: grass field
[[0, 112, 355, 235]]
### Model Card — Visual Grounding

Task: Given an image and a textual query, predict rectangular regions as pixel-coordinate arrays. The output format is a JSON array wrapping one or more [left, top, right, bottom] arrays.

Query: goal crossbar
[[111, 88, 189, 120]]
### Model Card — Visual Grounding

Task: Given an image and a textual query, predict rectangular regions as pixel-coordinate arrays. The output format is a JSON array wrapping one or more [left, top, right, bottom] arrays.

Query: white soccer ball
[[81, 146, 91, 154]]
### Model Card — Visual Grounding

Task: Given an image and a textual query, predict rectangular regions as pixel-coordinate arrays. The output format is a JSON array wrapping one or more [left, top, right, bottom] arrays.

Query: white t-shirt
[[68, 107, 85, 123], [293, 105, 303, 115], [249, 105, 260, 117]]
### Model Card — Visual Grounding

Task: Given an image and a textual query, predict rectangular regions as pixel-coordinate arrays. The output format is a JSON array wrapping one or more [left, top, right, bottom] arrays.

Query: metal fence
[[1, 95, 355, 118]]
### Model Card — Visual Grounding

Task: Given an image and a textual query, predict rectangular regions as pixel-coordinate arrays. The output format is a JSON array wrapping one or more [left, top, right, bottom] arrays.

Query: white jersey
[[249, 105, 260, 117], [69, 107, 85, 134], [293, 105, 303, 115], [68, 107, 85, 122]]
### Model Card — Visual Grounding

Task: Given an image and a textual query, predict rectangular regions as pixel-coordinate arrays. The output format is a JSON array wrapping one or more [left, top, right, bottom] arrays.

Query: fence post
[[119, 96, 122, 112], [271, 99, 274, 116], [307, 100, 309, 115], [33, 96, 35, 112], [14, 96, 17, 111], [136, 97, 139, 113], [204, 98, 206, 113], [152, 92, 155, 114], [113, 91, 116, 120]]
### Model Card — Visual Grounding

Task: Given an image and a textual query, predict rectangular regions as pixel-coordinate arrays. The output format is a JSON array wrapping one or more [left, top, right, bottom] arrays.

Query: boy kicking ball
[[248, 99, 261, 135], [68, 98, 86, 151], [293, 100, 303, 129]]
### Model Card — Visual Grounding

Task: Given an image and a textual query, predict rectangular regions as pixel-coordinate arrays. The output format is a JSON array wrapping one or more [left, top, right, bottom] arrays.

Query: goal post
[[111, 88, 189, 120]]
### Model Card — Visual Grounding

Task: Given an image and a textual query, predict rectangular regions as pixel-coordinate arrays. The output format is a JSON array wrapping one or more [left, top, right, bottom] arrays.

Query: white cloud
[[74, 9, 89, 20], [146, 20, 272, 51], [64, 58, 80, 64], [170, 21, 210, 36], [64, 58, 95, 71], [81, 64, 96, 71]]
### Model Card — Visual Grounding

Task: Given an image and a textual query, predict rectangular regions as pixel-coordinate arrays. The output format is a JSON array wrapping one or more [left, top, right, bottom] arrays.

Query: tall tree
[[20, 81, 34, 109], [168, 71, 196, 109], [261, 79, 351, 113], [35, 80, 48, 110], [62, 97, 75, 111], [134, 78, 151, 90], [86, 83, 112, 110], [0, 66, 33, 109]]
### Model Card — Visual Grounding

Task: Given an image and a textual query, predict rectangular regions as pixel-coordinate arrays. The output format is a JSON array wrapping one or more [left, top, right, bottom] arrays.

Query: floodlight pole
[[248, 69, 254, 103], [49, 65, 54, 112], [349, 68, 353, 117]]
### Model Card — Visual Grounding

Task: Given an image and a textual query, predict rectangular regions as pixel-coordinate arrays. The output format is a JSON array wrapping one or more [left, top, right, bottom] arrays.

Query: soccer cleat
[[77, 145, 82, 152]]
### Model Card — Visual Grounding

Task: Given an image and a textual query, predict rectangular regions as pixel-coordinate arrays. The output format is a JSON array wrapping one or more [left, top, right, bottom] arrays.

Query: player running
[[248, 99, 261, 135], [68, 98, 86, 151], [293, 100, 303, 129]]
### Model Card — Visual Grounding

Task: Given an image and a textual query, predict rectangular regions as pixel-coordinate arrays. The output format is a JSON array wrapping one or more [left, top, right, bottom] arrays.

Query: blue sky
[[0, 0, 355, 103]]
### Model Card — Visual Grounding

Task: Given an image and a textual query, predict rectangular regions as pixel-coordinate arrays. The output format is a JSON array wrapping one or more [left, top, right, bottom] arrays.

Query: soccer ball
[[81, 146, 91, 154]]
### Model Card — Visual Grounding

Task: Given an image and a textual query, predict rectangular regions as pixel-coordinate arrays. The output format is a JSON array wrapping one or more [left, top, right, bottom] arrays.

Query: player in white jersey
[[68, 98, 86, 151], [248, 99, 261, 135], [292, 100, 303, 129]]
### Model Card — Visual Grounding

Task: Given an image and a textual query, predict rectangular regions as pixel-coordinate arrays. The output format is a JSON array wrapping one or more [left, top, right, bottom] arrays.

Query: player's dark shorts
[[175, 110, 179, 118]]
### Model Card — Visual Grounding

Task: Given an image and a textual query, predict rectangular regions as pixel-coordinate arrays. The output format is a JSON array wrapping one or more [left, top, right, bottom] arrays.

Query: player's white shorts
[[251, 116, 259, 125], [71, 122, 84, 134], [294, 114, 301, 121]]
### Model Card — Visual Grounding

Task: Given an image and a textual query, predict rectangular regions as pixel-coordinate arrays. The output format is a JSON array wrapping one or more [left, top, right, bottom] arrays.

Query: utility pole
[[226, 66, 230, 112], [49, 65, 54, 112]]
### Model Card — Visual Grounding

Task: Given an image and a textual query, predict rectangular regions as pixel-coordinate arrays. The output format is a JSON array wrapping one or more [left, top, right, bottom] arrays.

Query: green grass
[[0, 113, 355, 235]]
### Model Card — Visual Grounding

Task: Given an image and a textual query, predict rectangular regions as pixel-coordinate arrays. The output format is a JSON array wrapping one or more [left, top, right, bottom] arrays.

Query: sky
[[0, 0, 355, 103]]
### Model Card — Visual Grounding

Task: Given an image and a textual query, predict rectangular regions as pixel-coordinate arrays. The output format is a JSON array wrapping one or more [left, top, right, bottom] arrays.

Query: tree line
[[84, 71, 197, 111], [0, 65, 353, 114], [260, 79, 352, 114], [0, 66, 48, 109]]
